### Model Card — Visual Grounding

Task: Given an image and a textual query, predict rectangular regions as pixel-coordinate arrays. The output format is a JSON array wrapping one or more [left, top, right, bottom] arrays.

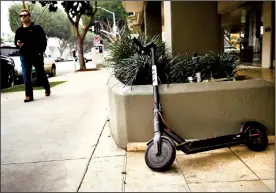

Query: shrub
[[199, 51, 240, 80], [107, 32, 241, 86], [107, 32, 175, 85]]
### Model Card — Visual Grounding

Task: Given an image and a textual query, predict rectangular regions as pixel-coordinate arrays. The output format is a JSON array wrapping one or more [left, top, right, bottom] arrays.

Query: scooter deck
[[176, 133, 245, 154]]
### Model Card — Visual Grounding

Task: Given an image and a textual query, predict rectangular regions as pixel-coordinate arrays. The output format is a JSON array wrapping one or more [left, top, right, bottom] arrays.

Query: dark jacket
[[14, 22, 47, 56]]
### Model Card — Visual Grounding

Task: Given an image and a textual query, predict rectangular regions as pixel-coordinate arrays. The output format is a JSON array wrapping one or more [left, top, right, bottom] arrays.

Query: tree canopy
[[34, 1, 98, 70], [9, 2, 75, 56], [8, 2, 73, 40], [95, 1, 128, 21], [8, 2, 53, 33]]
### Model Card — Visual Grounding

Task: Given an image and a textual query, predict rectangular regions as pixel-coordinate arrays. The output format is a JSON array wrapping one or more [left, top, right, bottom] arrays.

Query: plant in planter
[[199, 51, 241, 81], [107, 32, 178, 86], [107, 31, 243, 86]]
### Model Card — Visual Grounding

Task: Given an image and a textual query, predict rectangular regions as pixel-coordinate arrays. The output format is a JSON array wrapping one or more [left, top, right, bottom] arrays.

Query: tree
[[35, 1, 98, 70], [94, 1, 128, 42], [46, 10, 75, 57]]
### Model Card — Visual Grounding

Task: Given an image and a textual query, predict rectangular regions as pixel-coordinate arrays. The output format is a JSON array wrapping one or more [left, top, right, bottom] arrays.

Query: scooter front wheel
[[145, 137, 176, 172]]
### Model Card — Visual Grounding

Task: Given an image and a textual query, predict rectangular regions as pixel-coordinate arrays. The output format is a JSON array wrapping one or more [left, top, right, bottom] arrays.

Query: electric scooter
[[132, 38, 269, 172]]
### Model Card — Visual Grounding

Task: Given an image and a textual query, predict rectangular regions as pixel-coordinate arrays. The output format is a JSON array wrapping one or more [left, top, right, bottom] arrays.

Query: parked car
[[0, 45, 57, 83], [83, 52, 93, 62], [224, 46, 240, 54], [73, 52, 93, 63], [1, 55, 16, 89], [55, 57, 64, 62], [43, 53, 56, 77]]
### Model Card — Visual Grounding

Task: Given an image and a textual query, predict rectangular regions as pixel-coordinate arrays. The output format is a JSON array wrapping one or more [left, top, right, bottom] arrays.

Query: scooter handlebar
[[132, 37, 144, 52]]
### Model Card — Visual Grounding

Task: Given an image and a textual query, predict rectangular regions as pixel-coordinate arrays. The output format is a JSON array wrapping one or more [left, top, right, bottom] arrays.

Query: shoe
[[45, 89, 51, 96], [24, 96, 34, 103]]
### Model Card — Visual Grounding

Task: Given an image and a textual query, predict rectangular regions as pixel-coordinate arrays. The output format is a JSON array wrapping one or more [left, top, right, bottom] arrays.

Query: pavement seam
[[186, 178, 274, 184], [122, 154, 127, 192], [93, 154, 126, 159], [228, 147, 273, 191], [0, 158, 88, 165], [76, 116, 108, 192], [229, 147, 262, 181], [176, 158, 191, 192]]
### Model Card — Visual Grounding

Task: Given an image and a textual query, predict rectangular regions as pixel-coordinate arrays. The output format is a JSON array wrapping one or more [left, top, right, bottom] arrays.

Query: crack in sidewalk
[[76, 116, 109, 192]]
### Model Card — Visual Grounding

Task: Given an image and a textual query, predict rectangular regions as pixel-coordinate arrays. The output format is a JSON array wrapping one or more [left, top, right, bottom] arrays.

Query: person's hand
[[17, 41, 24, 47]]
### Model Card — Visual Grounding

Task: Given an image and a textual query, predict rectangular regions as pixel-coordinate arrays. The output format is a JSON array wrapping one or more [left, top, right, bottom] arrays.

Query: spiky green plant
[[106, 31, 176, 85], [199, 51, 240, 80], [107, 31, 241, 86]]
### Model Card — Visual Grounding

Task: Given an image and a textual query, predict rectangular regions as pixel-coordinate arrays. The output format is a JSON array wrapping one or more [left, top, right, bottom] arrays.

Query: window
[[128, 12, 135, 16]]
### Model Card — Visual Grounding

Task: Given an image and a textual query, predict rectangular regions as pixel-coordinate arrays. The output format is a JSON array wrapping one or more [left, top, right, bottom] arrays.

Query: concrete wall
[[108, 74, 275, 149], [164, 1, 220, 56]]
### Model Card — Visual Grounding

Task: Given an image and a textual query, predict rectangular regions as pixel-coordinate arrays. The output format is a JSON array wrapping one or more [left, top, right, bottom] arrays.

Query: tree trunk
[[58, 48, 63, 58], [22, 1, 26, 9], [58, 41, 68, 57], [77, 36, 86, 71]]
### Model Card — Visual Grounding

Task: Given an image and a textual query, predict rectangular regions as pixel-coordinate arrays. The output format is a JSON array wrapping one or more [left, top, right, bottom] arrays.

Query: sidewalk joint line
[[229, 147, 274, 191], [122, 154, 127, 192], [176, 158, 191, 192], [1, 158, 88, 165], [76, 116, 108, 192], [187, 178, 272, 184], [93, 154, 126, 159], [229, 147, 262, 181]]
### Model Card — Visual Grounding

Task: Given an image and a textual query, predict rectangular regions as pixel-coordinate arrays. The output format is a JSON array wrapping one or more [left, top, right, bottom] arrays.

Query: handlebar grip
[[133, 37, 144, 50]]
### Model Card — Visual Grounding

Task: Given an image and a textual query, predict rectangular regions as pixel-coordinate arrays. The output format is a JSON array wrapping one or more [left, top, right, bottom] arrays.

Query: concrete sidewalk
[[1, 69, 275, 192], [1, 70, 110, 191]]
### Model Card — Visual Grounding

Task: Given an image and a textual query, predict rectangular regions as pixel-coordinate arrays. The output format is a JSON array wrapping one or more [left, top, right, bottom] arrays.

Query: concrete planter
[[107, 72, 275, 149]]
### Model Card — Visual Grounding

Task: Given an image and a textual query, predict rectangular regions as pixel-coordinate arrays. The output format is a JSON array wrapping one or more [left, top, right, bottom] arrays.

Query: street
[[54, 60, 97, 77]]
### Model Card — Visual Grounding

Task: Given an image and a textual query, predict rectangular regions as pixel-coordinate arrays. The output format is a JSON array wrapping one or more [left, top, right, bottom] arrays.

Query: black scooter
[[132, 38, 269, 172]]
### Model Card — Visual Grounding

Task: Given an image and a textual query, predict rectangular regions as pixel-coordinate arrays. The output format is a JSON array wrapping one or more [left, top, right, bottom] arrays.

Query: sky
[[1, 1, 13, 34]]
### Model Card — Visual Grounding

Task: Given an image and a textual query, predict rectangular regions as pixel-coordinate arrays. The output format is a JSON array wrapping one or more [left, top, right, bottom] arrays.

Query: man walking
[[14, 9, 51, 103]]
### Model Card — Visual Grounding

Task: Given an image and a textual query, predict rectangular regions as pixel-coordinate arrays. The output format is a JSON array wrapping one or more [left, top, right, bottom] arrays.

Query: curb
[[127, 136, 275, 152]]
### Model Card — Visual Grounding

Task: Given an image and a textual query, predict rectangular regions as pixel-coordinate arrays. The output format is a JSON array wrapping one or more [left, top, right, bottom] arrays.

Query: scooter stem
[[151, 46, 162, 156]]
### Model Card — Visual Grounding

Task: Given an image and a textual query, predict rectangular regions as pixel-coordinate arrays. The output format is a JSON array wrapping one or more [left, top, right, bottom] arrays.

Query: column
[[164, 1, 172, 52], [163, 1, 219, 56], [144, 1, 162, 37], [218, 14, 225, 53], [262, 2, 273, 68]]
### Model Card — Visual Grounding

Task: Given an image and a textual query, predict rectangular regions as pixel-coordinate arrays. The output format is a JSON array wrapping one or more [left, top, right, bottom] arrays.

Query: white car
[[83, 52, 93, 62], [224, 46, 240, 54], [0, 45, 56, 83]]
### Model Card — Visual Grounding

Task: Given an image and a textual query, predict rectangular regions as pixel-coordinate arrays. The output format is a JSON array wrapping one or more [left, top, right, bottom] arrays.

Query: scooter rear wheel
[[245, 123, 268, 152], [145, 137, 176, 172]]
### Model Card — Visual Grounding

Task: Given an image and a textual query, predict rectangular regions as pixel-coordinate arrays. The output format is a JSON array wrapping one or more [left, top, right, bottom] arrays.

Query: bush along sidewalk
[[106, 31, 246, 86]]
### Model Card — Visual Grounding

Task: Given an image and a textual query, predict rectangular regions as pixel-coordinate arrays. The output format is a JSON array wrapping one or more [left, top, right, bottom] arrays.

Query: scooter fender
[[146, 136, 176, 147], [239, 121, 267, 134]]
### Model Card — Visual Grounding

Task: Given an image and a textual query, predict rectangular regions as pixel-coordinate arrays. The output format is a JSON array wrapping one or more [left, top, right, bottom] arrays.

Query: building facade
[[123, 1, 275, 68]]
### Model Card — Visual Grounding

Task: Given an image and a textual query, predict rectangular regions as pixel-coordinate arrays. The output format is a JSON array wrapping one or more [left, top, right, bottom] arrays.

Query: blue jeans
[[20, 54, 50, 98]]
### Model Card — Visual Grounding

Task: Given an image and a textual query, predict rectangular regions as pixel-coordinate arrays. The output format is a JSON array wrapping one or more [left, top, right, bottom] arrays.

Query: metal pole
[[112, 12, 116, 33], [96, 6, 116, 35]]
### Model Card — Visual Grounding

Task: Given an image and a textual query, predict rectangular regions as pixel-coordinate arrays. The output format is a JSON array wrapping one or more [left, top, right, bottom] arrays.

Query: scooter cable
[[153, 103, 172, 132]]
